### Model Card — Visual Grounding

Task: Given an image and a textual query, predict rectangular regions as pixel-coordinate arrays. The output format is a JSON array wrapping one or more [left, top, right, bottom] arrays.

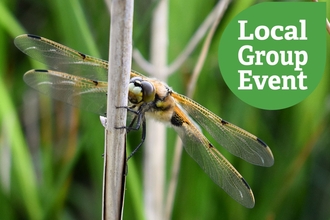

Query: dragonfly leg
[[115, 105, 145, 131], [116, 105, 139, 115], [127, 118, 146, 161], [127, 110, 144, 131]]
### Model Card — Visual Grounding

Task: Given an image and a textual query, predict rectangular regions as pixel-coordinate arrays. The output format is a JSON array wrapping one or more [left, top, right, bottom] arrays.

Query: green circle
[[218, 2, 325, 110]]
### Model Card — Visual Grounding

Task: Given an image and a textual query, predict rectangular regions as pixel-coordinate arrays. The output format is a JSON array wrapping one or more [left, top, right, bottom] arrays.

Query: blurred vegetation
[[0, 0, 330, 219]]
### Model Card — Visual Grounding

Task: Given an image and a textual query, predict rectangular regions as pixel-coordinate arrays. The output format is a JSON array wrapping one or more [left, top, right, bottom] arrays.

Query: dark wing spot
[[208, 143, 214, 148], [241, 177, 251, 189], [221, 119, 229, 125], [35, 69, 48, 72], [78, 52, 86, 59], [171, 112, 184, 127], [27, 34, 41, 40], [93, 80, 99, 86], [257, 138, 267, 148]]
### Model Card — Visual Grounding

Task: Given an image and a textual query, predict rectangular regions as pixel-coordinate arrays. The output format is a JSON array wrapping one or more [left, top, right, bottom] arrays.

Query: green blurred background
[[0, 0, 330, 219]]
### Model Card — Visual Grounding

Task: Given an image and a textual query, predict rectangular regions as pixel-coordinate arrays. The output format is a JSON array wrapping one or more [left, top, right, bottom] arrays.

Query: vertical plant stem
[[102, 0, 134, 219], [144, 0, 168, 219]]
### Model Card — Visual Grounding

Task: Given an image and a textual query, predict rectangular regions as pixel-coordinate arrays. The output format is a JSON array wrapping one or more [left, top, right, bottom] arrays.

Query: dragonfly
[[14, 34, 274, 208]]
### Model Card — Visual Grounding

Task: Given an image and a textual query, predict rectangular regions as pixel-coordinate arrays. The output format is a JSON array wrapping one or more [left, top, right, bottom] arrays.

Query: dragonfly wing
[[15, 34, 146, 83], [172, 92, 274, 167], [14, 34, 109, 81], [172, 105, 255, 208], [24, 69, 108, 116]]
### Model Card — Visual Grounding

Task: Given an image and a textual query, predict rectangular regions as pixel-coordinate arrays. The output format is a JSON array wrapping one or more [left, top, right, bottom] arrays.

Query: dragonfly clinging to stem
[[14, 34, 274, 208]]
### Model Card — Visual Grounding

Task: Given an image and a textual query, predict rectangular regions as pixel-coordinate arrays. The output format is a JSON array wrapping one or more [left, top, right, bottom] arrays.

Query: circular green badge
[[218, 2, 325, 110]]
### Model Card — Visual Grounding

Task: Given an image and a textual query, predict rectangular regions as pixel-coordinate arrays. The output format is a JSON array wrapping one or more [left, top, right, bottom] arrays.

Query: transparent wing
[[14, 34, 109, 81], [24, 69, 108, 116], [15, 34, 144, 115], [172, 106, 255, 208], [172, 92, 274, 167]]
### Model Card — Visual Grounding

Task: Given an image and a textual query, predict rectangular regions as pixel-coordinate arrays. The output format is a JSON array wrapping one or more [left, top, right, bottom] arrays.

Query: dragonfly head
[[128, 77, 156, 104]]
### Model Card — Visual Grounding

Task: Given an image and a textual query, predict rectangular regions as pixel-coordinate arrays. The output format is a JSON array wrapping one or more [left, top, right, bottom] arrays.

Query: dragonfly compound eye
[[140, 81, 155, 103], [128, 77, 155, 104]]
